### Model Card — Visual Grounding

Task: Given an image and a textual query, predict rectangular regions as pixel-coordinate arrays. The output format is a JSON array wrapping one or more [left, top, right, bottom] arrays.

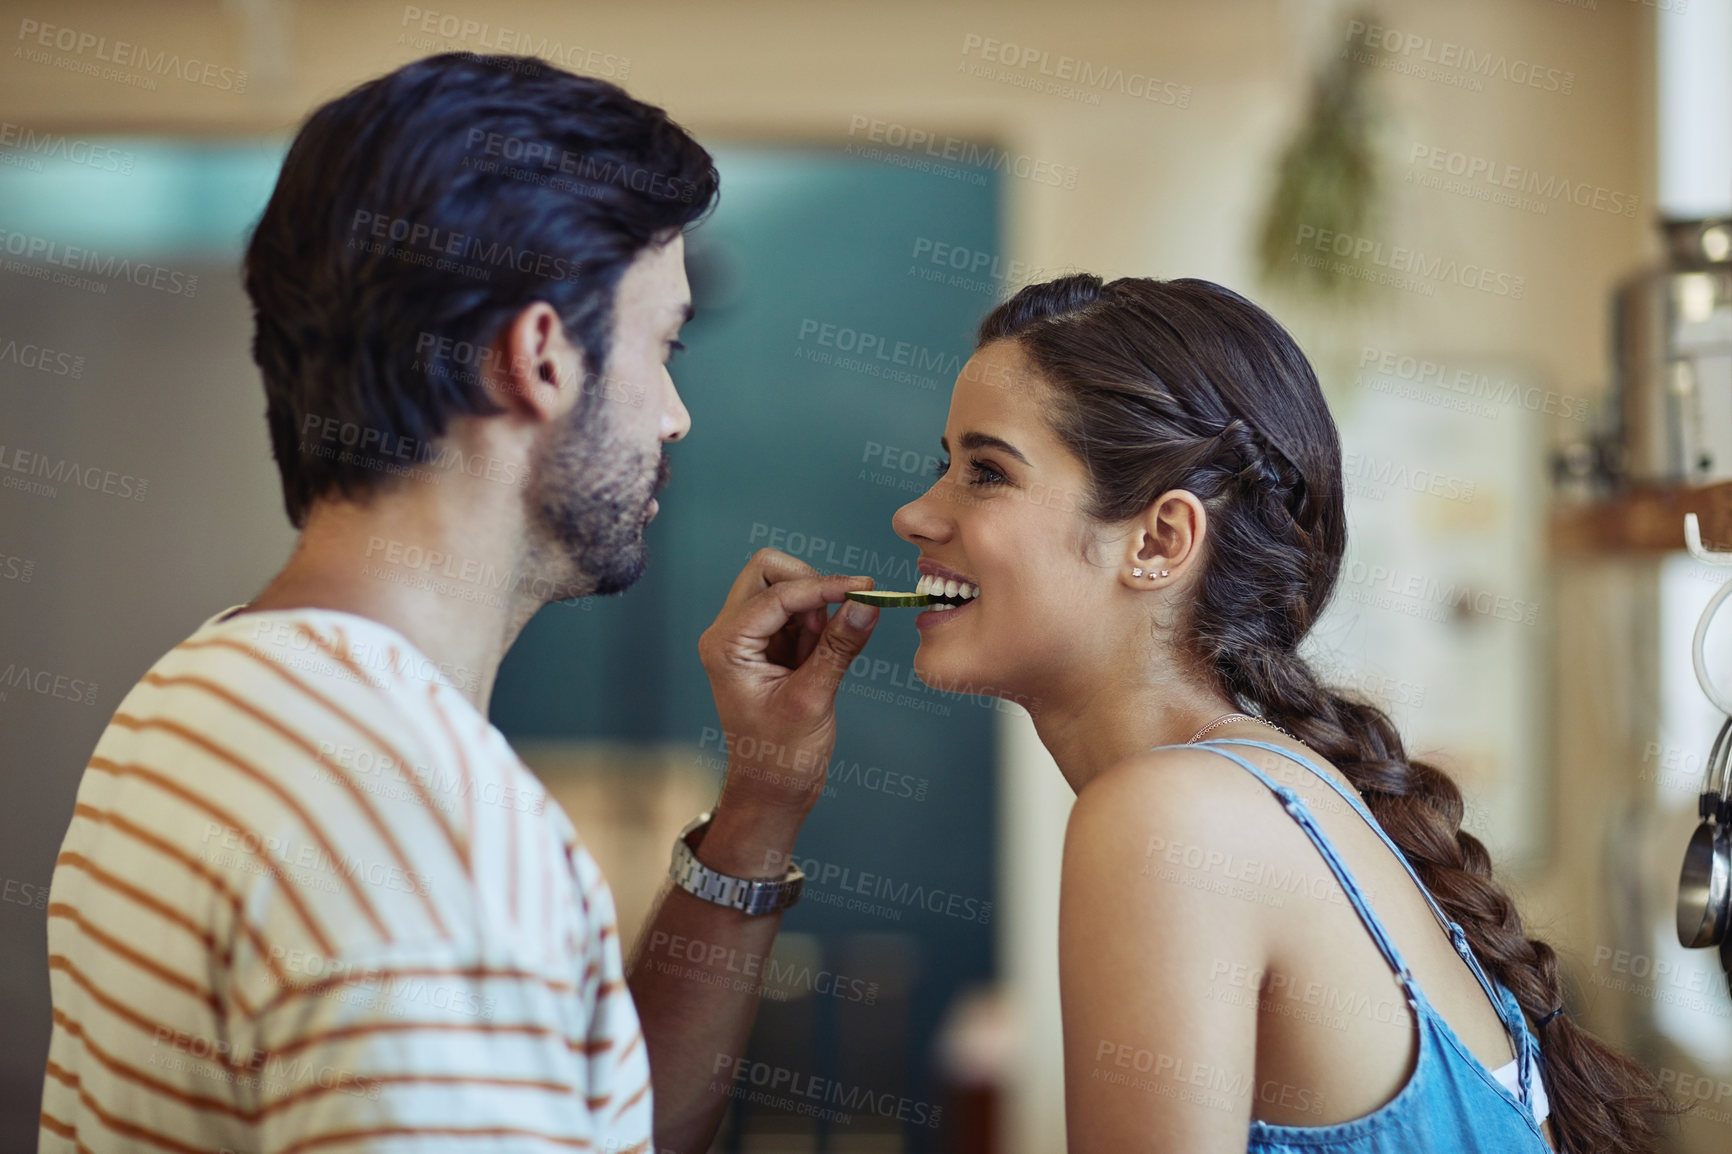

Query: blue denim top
[[1159, 738, 1552, 1153]]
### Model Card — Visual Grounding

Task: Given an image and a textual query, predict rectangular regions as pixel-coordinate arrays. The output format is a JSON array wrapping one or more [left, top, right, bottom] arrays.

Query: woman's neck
[[1028, 674, 1243, 794]]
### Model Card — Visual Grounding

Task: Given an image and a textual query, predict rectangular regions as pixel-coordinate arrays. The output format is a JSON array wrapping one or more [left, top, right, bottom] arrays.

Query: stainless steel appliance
[[1611, 218, 1732, 487]]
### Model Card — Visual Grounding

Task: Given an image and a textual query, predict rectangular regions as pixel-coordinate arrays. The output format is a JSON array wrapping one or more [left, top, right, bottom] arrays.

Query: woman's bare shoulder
[[1066, 743, 1295, 856]]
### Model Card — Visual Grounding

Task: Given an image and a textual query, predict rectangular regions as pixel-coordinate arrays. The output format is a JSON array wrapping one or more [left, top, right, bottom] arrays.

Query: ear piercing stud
[[1131, 568, 1170, 579]]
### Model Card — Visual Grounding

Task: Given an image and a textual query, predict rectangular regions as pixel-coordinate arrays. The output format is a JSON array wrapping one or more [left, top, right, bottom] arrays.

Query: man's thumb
[[798, 599, 879, 695]]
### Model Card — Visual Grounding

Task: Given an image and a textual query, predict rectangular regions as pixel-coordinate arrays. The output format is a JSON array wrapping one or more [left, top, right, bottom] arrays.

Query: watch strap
[[668, 811, 804, 915]]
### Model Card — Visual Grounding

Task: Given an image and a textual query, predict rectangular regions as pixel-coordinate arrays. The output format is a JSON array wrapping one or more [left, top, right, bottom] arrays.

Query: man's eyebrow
[[939, 431, 1030, 464], [674, 301, 695, 325]]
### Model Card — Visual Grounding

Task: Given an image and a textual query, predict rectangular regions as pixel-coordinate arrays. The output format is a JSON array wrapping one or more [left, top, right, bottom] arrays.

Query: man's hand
[[625, 548, 880, 1152], [695, 548, 880, 871]]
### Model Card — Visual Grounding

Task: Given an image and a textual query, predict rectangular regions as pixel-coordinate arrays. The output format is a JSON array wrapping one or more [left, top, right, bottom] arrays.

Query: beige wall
[[0, 0, 1654, 387], [0, 1, 1663, 1149]]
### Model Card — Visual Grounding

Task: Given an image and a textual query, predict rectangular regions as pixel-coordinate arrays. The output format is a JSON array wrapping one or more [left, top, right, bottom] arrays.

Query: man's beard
[[527, 395, 668, 599]]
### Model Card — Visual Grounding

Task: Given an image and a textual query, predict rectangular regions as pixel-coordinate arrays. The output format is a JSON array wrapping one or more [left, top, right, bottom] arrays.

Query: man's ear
[[485, 301, 585, 422]]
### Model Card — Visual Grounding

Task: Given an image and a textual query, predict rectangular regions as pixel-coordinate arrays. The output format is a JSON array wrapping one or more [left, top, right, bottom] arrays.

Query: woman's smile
[[913, 560, 981, 628]]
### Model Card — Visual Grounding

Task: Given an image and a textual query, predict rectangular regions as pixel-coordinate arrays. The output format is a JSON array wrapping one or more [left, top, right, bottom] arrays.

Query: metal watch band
[[668, 811, 804, 916]]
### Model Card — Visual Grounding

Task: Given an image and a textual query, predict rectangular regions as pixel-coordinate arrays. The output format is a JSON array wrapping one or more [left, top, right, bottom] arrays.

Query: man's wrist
[[692, 794, 808, 880]]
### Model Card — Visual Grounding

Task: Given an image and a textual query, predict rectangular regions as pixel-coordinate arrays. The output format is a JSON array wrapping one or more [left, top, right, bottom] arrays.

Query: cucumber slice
[[844, 590, 936, 608]]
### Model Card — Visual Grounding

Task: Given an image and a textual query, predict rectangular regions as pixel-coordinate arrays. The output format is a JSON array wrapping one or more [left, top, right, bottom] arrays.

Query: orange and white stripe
[[40, 605, 652, 1153]]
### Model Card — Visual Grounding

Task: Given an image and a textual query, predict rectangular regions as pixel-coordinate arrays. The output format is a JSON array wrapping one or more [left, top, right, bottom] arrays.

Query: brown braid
[[979, 274, 1679, 1153]]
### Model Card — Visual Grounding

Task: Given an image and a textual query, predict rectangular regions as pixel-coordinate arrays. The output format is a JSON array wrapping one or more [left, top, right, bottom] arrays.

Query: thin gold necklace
[[1185, 711, 1301, 745]]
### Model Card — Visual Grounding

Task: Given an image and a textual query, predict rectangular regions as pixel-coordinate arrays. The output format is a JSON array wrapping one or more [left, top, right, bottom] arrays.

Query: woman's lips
[[917, 561, 980, 591], [915, 594, 976, 630], [914, 573, 980, 603]]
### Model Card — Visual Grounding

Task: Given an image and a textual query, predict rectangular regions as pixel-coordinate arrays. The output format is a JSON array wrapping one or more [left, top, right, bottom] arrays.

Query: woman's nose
[[893, 484, 952, 547]]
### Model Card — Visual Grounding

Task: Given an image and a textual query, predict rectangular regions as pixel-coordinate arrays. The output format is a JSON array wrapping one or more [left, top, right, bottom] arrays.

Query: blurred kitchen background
[[2, 0, 1730, 1151]]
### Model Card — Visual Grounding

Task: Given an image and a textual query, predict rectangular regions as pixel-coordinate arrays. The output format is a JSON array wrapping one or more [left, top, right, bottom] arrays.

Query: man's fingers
[[792, 607, 826, 667], [794, 598, 879, 698], [723, 548, 820, 610], [724, 573, 872, 646]]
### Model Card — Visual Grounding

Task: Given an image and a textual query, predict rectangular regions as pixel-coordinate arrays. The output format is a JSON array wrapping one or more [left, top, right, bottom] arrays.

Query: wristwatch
[[668, 811, 804, 915]]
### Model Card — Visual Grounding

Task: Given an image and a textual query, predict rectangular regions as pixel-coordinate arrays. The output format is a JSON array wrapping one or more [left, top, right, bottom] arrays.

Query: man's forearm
[[624, 798, 805, 1153]]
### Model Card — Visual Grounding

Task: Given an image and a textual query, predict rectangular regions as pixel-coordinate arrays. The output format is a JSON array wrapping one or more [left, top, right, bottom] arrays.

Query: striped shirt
[[40, 605, 653, 1153]]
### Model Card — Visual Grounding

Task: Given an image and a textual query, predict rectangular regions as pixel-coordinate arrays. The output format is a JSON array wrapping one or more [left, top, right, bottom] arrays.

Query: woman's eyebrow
[[940, 431, 1029, 464]]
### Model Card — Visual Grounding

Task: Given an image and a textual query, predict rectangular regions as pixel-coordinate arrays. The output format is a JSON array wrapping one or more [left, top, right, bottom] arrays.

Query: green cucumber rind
[[844, 590, 936, 608]]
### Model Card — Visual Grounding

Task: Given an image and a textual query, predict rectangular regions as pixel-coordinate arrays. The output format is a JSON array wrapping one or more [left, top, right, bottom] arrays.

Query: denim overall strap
[[1172, 737, 1534, 1109], [1153, 740, 1421, 991]]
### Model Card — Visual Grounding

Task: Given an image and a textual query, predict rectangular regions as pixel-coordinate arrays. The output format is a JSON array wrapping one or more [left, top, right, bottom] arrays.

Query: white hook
[[1687, 513, 1732, 566], [1688, 515, 1732, 714]]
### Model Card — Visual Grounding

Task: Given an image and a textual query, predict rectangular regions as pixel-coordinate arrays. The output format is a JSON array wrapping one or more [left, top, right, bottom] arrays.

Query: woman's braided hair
[[979, 274, 1675, 1152]]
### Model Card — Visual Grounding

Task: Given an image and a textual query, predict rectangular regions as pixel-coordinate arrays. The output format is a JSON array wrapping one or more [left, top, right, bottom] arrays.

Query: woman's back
[[1058, 734, 1553, 1152]]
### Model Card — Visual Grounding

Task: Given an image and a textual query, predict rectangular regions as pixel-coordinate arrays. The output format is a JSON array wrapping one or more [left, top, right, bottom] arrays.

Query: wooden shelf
[[1550, 481, 1732, 555]]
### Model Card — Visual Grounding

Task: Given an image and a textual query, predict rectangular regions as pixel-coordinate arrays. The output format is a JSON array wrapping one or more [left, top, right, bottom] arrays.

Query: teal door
[[492, 144, 1002, 1152]]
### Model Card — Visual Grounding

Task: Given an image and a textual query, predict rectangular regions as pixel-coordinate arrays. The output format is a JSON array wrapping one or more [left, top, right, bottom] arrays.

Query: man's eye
[[666, 340, 687, 360]]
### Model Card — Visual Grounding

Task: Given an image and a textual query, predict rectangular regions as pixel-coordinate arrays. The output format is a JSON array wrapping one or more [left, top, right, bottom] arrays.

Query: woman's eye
[[930, 456, 1006, 487], [967, 458, 1006, 486], [666, 339, 687, 361]]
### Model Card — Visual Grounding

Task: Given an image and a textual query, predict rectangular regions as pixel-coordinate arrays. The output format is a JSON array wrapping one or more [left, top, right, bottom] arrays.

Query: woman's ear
[[1117, 490, 1207, 590]]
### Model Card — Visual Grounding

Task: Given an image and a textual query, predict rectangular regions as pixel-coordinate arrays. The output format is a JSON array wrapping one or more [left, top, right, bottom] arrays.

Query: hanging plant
[[1256, 6, 1387, 302]]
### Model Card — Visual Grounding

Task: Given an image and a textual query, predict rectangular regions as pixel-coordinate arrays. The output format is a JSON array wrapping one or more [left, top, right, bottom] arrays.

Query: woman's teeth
[[915, 574, 980, 603]]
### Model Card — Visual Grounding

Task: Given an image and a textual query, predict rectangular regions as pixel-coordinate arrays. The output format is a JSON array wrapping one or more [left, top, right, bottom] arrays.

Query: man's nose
[[663, 384, 692, 442]]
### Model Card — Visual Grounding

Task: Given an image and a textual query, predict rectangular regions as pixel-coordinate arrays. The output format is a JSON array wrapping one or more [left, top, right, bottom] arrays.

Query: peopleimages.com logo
[[15, 18, 249, 92], [1342, 18, 1574, 95], [0, 228, 198, 297], [845, 115, 1079, 189]]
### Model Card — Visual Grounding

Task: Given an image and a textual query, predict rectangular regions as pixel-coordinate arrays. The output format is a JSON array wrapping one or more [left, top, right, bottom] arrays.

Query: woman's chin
[[913, 628, 1047, 717], [909, 646, 949, 692], [911, 641, 983, 697]]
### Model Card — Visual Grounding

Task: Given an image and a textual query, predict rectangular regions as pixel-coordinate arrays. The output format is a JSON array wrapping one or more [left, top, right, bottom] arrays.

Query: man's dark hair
[[243, 53, 719, 528]]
